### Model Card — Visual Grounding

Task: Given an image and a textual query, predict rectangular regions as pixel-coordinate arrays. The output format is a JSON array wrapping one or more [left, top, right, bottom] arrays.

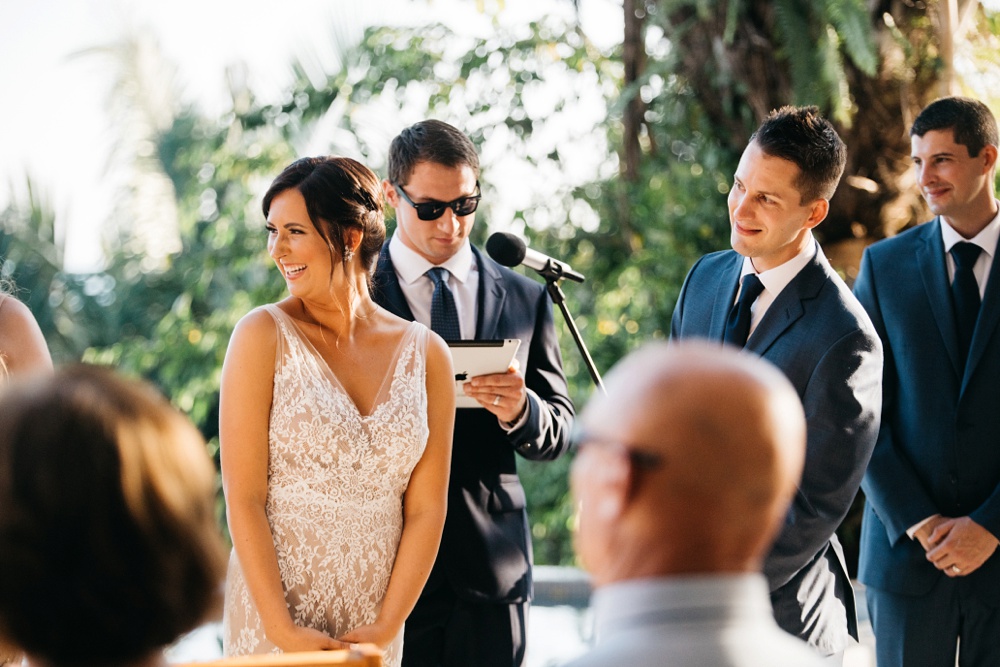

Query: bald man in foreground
[[563, 341, 824, 667]]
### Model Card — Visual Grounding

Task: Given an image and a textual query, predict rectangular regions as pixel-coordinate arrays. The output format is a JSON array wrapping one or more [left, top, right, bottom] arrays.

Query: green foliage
[[83, 106, 293, 443], [514, 62, 735, 564], [823, 0, 879, 76], [771, 0, 875, 124], [8, 1, 991, 571], [61, 17, 621, 563], [653, 0, 877, 127], [0, 13, 733, 567], [0, 180, 99, 363], [518, 455, 576, 565]]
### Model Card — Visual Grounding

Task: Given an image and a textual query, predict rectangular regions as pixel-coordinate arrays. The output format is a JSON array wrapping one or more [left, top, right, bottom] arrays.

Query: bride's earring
[[344, 248, 355, 263]]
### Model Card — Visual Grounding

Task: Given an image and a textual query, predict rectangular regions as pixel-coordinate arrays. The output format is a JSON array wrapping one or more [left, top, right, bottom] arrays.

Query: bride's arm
[[220, 311, 343, 651], [340, 332, 455, 647]]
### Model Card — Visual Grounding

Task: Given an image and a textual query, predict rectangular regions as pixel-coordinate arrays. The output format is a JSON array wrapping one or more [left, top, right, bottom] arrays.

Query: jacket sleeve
[[507, 286, 575, 461], [670, 256, 704, 340], [765, 324, 883, 588]]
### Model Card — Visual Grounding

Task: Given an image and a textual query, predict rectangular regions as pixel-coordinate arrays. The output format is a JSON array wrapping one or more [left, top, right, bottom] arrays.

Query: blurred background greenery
[[3, 0, 1000, 573]]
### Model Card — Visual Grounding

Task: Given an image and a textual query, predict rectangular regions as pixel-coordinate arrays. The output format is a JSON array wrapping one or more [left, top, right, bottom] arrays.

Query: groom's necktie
[[427, 267, 462, 340], [723, 274, 765, 347], [951, 242, 982, 365]]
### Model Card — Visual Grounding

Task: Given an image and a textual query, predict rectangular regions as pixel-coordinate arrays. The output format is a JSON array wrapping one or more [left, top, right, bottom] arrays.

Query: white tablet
[[448, 339, 522, 408]]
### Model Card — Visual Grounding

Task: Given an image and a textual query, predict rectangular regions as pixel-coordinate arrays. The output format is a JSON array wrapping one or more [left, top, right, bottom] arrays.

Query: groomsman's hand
[[926, 516, 1000, 577], [913, 514, 948, 551], [464, 362, 528, 424]]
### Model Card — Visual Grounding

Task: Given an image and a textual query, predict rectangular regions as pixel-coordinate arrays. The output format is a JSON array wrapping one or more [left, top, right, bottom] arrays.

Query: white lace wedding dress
[[223, 305, 430, 667]]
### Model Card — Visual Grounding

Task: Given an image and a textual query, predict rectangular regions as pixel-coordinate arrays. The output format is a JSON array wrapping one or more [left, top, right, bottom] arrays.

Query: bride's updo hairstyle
[[0, 364, 226, 667], [262, 156, 386, 289]]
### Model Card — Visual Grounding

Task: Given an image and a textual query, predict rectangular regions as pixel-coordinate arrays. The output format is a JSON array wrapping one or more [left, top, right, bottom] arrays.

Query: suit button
[[949, 474, 959, 485]]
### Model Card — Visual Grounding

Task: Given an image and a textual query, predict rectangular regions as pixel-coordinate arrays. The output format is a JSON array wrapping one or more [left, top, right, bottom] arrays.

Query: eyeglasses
[[394, 182, 482, 221], [570, 425, 665, 471]]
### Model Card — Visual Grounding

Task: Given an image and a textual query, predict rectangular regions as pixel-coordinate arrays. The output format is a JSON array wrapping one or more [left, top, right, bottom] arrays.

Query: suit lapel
[[964, 230, 1000, 387], [708, 255, 744, 340], [744, 251, 824, 355], [372, 243, 416, 322], [915, 219, 964, 377], [473, 245, 507, 339]]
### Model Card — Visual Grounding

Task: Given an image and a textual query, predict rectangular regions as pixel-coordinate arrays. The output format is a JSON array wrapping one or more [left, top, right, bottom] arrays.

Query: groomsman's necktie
[[723, 273, 765, 347], [950, 241, 982, 365], [427, 267, 461, 340]]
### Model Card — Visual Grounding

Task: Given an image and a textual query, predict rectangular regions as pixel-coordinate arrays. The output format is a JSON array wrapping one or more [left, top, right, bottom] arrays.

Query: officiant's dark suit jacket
[[670, 246, 882, 656], [372, 241, 574, 604], [854, 218, 1000, 604]]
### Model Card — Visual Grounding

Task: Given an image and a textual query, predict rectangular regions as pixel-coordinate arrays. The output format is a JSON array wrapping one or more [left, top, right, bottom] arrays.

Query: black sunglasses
[[570, 425, 665, 471], [394, 182, 482, 221]]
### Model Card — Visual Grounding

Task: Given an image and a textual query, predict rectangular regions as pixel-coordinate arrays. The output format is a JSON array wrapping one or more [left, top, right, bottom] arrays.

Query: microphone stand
[[536, 261, 607, 395]]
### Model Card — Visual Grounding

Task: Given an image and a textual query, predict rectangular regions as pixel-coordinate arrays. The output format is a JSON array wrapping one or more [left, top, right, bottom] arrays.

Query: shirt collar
[[388, 233, 475, 285], [940, 204, 1000, 258], [738, 235, 817, 295]]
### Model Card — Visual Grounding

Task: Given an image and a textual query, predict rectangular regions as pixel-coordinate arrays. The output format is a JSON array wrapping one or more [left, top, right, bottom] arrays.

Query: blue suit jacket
[[671, 246, 882, 655], [854, 219, 1000, 601], [372, 241, 574, 604]]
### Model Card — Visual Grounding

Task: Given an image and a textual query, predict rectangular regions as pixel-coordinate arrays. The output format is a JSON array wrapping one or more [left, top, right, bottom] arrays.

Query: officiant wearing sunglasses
[[373, 119, 575, 667]]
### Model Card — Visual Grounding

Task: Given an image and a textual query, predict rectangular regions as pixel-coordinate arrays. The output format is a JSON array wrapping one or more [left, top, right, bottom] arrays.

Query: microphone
[[485, 232, 585, 283]]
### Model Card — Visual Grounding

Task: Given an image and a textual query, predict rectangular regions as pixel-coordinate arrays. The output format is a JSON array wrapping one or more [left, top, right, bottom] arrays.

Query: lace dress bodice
[[223, 305, 430, 666]]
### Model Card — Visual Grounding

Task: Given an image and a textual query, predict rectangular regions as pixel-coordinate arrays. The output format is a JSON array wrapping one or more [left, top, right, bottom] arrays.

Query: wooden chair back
[[176, 646, 382, 667]]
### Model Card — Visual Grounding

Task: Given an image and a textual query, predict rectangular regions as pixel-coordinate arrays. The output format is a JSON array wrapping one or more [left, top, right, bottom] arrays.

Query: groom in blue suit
[[853, 96, 1000, 667], [671, 106, 882, 662]]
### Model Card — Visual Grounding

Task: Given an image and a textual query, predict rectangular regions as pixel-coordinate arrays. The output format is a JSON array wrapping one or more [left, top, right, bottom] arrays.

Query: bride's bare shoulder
[[228, 303, 282, 351]]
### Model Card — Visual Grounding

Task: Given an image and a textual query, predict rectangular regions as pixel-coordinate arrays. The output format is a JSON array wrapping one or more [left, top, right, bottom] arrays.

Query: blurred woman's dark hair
[[0, 364, 226, 667]]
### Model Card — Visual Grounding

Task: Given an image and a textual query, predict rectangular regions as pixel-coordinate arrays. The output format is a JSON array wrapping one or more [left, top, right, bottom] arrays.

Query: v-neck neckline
[[268, 305, 416, 418]]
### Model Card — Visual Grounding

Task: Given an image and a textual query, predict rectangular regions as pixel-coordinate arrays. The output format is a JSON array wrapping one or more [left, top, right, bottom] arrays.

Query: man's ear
[[980, 144, 998, 173], [382, 179, 399, 208], [804, 198, 830, 229]]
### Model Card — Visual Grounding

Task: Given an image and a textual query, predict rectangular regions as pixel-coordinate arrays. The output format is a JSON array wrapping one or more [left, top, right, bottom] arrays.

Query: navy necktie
[[951, 242, 982, 365], [427, 267, 461, 340], [723, 274, 765, 347]]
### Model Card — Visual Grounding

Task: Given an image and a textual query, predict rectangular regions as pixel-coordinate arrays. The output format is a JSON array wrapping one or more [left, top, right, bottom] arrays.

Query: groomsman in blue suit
[[854, 96, 1000, 667], [373, 120, 574, 667], [671, 106, 883, 663]]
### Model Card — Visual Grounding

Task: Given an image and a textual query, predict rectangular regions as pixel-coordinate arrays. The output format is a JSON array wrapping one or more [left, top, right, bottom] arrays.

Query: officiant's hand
[[338, 621, 396, 649], [464, 361, 528, 424]]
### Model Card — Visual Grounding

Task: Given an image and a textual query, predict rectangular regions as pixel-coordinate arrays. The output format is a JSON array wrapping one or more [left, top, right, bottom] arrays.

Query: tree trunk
[[615, 0, 648, 252], [622, 0, 645, 182]]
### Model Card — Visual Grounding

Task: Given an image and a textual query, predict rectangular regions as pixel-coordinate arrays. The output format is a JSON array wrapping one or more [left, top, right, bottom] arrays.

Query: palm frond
[[774, 0, 826, 105], [823, 0, 878, 76]]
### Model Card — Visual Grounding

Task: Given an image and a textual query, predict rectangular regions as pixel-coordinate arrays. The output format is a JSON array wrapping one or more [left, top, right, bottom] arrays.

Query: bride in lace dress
[[219, 157, 455, 664]]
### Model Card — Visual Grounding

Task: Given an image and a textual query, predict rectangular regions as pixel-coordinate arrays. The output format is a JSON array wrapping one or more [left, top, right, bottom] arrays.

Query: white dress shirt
[[387, 233, 479, 339], [735, 236, 818, 337], [940, 206, 1000, 298]]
